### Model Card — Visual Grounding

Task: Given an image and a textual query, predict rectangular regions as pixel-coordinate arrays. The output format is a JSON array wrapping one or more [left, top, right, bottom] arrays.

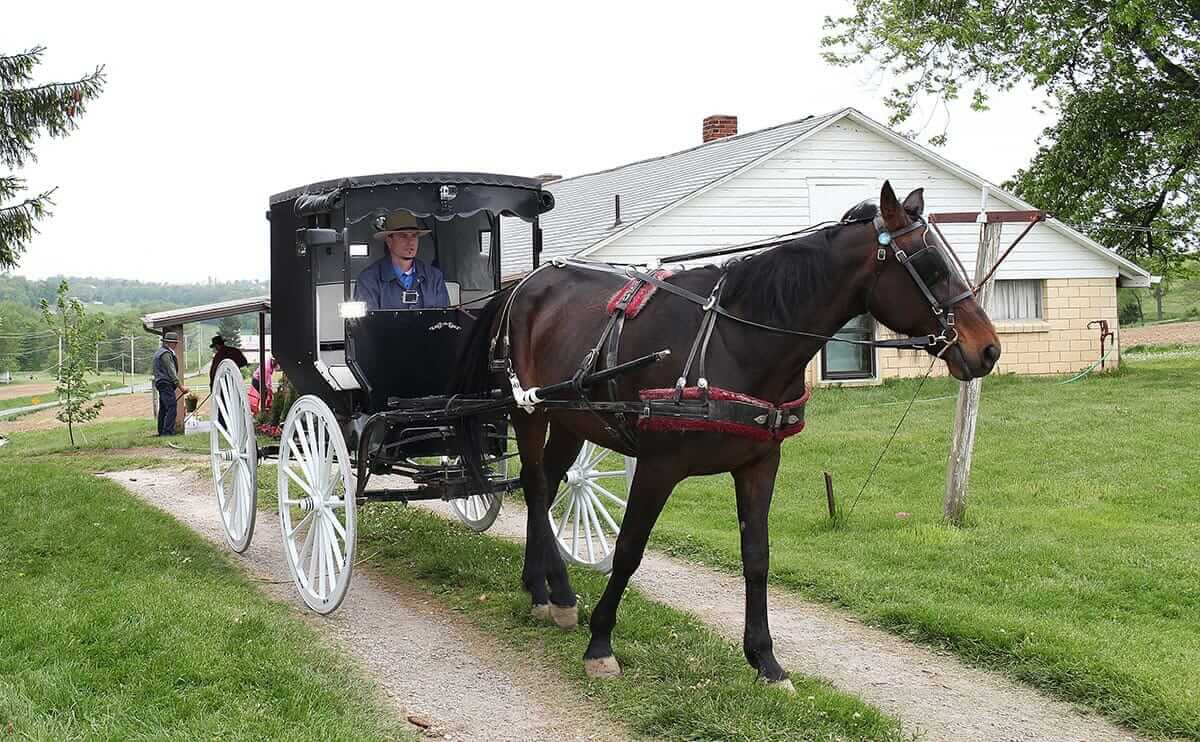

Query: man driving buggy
[[354, 212, 451, 310]]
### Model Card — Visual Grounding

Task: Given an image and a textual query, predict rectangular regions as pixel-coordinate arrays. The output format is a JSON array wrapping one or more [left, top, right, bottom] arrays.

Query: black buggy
[[207, 173, 636, 614]]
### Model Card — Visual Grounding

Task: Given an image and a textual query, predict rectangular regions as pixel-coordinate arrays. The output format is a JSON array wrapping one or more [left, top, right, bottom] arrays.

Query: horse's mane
[[719, 200, 880, 325]]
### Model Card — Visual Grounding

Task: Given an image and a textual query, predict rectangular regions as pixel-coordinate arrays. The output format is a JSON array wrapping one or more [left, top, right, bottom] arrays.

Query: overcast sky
[[5, 1, 1052, 283]]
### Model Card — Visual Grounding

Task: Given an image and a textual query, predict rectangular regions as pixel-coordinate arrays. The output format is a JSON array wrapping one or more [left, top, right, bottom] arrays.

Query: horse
[[451, 181, 1001, 687]]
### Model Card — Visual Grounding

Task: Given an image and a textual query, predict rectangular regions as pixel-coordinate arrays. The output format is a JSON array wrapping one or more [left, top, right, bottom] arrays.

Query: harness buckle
[[946, 310, 956, 326], [702, 295, 716, 311], [894, 249, 909, 263], [401, 290, 419, 304], [876, 248, 887, 262]]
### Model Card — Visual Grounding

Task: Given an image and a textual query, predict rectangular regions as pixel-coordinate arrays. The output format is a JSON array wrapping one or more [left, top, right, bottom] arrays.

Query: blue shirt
[[393, 263, 414, 290], [355, 256, 451, 310]]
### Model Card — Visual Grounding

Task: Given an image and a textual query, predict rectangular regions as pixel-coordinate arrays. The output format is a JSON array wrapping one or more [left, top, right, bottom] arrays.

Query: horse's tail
[[449, 286, 515, 487], [449, 286, 513, 396]]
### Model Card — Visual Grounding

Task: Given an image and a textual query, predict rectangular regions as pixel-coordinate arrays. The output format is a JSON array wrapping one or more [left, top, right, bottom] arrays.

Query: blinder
[[871, 213, 973, 349]]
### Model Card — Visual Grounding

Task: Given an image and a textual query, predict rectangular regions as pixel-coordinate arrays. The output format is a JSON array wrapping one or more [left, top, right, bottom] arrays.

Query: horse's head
[[863, 181, 1001, 381]]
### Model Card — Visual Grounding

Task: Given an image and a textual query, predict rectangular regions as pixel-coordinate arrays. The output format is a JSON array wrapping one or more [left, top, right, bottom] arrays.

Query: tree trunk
[[1154, 286, 1164, 321]]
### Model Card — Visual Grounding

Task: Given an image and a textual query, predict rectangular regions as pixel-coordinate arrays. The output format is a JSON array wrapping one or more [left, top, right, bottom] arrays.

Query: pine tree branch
[[0, 188, 55, 270], [0, 66, 106, 170], [0, 70, 106, 100], [0, 47, 43, 89]]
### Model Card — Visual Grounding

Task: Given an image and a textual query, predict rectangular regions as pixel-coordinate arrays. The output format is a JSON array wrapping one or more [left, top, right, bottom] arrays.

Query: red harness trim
[[636, 386, 812, 442], [605, 270, 674, 318]]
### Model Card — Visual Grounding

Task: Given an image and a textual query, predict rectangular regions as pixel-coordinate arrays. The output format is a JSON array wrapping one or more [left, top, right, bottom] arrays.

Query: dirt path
[[1122, 320, 1200, 346], [449, 503, 1149, 742], [104, 468, 629, 742], [0, 381, 56, 401]]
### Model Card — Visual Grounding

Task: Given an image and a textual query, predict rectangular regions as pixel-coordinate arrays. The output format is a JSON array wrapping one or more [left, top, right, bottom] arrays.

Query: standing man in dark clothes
[[153, 332, 188, 436], [208, 334, 248, 387], [209, 334, 248, 430]]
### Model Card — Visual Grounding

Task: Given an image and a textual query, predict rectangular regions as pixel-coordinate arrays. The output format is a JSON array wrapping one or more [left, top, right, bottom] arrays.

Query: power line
[[1061, 221, 1197, 236]]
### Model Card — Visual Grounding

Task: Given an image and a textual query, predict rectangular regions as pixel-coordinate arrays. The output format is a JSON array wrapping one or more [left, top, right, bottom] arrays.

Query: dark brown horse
[[452, 182, 1000, 687]]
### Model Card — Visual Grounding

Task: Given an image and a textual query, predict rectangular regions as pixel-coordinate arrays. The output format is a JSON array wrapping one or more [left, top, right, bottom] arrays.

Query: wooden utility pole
[[942, 213, 1001, 525]]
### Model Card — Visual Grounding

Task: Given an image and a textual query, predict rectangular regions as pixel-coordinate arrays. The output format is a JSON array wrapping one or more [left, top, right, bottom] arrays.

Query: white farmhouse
[[501, 108, 1152, 384]]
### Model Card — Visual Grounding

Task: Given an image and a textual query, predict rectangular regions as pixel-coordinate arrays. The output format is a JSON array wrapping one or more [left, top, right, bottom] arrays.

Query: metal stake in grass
[[824, 471, 836, 519]]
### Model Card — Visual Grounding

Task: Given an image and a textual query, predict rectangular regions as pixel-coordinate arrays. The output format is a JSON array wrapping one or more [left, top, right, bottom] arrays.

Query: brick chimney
[[702, 114, 738, 143], [535, 173, 562, 183]]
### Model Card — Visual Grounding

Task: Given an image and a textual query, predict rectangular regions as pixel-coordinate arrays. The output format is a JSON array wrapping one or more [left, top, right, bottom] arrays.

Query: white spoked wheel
[[549, 442, 635, 573], [278, 395, 357, 615], [210, 359, 257, 553], [448, 452, 506, 532]]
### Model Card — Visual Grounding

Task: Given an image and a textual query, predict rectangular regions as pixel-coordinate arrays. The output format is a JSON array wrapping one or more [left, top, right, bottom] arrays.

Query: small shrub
[[1118, 299, 1142, 326]]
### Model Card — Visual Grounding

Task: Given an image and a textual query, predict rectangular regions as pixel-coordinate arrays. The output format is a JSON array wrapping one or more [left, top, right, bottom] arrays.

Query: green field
[[650, 354, 1200, 738], [1120, 258, 1200, 324], [0, 459, 408, 740]]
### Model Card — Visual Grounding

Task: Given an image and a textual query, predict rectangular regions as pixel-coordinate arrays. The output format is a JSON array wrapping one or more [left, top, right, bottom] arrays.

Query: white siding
[[594, 119, 1119, 280]]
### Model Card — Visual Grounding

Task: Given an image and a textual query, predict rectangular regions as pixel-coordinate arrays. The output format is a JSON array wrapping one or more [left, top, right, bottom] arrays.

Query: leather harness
[[491, 214, 972, 445]]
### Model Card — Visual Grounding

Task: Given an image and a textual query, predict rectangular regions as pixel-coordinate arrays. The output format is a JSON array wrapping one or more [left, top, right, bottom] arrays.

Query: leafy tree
[[1, 46, 105, 269], [40, 280, 103, 446], [822, 1, 1199, 295], [217, 315, 243, 349]]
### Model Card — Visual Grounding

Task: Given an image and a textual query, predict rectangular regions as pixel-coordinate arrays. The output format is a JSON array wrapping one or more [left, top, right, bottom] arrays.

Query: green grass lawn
[[0, 460, 407, 740], [650, 355, 1200, 738]]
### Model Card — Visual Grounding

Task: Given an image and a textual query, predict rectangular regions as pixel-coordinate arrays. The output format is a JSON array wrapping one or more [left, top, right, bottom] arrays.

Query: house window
[[822, 314, 876, 380], [990, 279, 1043, 320]]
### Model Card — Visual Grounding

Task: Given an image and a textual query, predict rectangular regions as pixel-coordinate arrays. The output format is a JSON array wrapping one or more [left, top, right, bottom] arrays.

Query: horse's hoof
[[549, 603, 578, 631], [761, 676, 795, 694], [584, 655, 622, 679], [531, 604, 551, 622]]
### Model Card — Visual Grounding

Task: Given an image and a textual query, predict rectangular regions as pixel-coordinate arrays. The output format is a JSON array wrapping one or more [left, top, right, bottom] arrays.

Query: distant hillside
[[0, 274, 269, 312]]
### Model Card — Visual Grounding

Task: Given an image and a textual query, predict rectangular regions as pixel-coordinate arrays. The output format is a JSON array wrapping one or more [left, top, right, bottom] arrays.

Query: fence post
[[943, 217, 1001, 524]]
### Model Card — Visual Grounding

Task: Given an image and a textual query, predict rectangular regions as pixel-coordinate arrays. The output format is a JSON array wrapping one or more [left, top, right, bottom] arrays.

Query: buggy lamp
[[338, 301, 368, 319]]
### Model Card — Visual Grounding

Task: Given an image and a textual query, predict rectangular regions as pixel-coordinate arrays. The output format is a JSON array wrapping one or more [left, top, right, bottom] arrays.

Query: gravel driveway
[[105, 468, 630, 742]]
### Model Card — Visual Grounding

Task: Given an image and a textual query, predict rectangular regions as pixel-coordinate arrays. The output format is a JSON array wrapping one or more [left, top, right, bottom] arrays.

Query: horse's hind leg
[[733, 446, 791, 689], [584, 461, 680, 678], [514, 413, 578, 627]]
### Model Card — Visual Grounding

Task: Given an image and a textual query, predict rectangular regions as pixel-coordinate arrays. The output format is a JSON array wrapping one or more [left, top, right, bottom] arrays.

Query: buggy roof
[[268, 172, 552, 225]]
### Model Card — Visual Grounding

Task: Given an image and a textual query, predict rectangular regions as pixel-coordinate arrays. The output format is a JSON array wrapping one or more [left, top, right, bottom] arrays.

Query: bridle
[[866, 213, 974, 352]]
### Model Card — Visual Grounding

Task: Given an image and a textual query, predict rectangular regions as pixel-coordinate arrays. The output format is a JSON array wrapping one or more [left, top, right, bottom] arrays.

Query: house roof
[[500, 112, 839, 275], [506, 107, 1152, 286]]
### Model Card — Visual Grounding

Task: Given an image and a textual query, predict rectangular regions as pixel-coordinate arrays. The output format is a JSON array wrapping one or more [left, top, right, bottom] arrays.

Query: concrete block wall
[[811, 277, 1121, 385]]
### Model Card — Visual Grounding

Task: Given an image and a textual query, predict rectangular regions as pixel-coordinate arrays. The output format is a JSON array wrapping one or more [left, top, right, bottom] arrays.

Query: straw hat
[[373, 211, 431, 240]]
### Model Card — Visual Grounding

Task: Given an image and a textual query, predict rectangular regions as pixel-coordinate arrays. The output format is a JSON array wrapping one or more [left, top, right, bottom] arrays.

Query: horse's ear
[[879, 180, 905, 227], [902, 188, 925, 216]]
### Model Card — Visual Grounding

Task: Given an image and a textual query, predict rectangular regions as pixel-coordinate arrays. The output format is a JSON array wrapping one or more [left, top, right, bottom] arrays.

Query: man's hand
[[180, 386, 190, 394]]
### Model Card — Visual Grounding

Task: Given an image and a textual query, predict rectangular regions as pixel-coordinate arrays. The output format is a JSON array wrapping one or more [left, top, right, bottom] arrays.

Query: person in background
[[250, 355, 275, 412], [208, 334, 248, 387], [354, 211, 450, 309], [153, 332, 188, 435], [209, 334, 248, 428]]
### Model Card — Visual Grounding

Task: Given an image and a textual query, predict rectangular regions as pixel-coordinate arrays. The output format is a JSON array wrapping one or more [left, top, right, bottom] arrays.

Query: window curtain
[[990, 280, 1043, 320]]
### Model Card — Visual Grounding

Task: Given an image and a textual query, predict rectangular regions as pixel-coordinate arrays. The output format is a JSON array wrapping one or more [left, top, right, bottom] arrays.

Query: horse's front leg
[[515, 413, 579, 629], [733, 445, 792, 690], [584, 461, 679, 678]]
